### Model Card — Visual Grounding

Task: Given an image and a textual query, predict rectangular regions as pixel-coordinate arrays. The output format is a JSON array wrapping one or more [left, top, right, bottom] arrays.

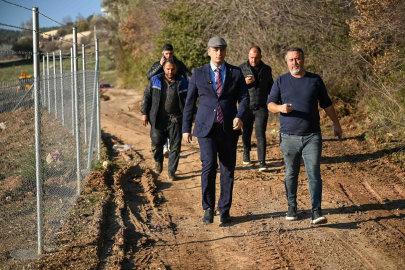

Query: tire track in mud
[[98, 168, 128, 270], [99, 89, 405, 269], [119, 151, 173, 269], [321, 171, 405, 269], [98, 131, 174, 269], [284, 132, 405, 270]]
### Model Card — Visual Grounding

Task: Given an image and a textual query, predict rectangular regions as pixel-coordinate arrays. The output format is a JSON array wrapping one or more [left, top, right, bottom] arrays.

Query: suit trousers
[[197, 123, 239, 213]]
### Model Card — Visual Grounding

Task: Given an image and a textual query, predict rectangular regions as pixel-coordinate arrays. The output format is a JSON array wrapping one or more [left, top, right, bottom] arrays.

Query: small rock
[[0, 122, 6, 131]]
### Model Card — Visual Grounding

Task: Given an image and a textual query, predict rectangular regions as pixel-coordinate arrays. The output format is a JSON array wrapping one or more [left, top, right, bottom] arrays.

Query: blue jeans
[[280, 132, 322, 212]]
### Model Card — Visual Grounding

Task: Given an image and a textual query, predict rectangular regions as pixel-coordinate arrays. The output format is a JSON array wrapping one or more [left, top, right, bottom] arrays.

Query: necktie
[[215, 68, 223, 123]]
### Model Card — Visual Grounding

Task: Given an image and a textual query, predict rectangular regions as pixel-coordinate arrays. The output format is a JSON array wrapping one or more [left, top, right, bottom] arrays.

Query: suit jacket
[[182, 62, 250, 137]]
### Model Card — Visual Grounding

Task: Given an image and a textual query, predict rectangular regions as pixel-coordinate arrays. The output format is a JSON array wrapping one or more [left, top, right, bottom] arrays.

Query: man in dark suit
[[182, 37, 250, 224]]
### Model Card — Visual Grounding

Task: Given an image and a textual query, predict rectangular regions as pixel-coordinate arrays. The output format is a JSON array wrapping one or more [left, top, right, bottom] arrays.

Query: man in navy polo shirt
[[267, 47, 342, 224]]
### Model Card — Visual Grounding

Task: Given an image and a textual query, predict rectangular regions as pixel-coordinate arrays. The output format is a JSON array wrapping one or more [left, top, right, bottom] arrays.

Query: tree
[[155, 2, 210, 70], [57, 28, 69, 37], [86, 14, 95, 23], [349, 0, 405, 137], [12, 37, 33, 59], [19, 19, 33, 38], [76, 13, 86, 22], [62, 16, 74, 28], [155, 0, 358, 98], [76, 20, 89, 32], [101, 0, 164, 87], [349, 0, 405, 72]]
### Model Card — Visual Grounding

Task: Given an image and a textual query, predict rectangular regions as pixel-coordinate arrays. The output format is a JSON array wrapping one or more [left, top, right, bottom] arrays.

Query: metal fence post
[[42, 55, 45, 106], [70, 47, 74, 134], [60, 50, 65, 125], [73, 28, 81, 194], [53, 52, 57, 118], [47, 53, 50, 113], [87, 39, 99, 169], [32, 7, 43, 256], [82, 44, 87, 144], [95, 39, 101, 161]]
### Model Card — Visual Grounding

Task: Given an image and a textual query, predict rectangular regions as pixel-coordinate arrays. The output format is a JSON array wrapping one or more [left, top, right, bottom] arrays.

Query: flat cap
[[208, 37, 227, 48], [162, 44, 174, 51]]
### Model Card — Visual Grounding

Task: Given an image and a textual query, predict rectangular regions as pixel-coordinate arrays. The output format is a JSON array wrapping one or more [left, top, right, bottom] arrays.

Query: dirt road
[[98, 88, 405, 269]]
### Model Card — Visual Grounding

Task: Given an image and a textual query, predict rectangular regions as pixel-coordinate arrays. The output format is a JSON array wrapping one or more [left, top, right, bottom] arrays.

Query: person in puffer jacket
[[238, 46, 274, 171], [141, 58, 188, 181], [147, 44, 192, 82]]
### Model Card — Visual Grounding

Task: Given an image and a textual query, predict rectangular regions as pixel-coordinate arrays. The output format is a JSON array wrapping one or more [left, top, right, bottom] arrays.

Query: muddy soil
[[35, 87, 405, 269]]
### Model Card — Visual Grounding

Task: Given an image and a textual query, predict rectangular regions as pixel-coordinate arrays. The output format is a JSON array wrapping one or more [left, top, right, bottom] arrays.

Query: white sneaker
[[311, 209, 327, 225], [258, 162, 268, 172]]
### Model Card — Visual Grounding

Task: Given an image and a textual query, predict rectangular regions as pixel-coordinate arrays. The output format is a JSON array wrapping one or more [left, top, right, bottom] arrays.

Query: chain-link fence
[[0, 1, 101, 267], [0, 69, 100, 266], [0, 79, 37, 267]]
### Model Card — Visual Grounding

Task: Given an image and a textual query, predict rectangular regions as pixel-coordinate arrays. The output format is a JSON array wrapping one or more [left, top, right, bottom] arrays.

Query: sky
[[0, 0, 104, 30]]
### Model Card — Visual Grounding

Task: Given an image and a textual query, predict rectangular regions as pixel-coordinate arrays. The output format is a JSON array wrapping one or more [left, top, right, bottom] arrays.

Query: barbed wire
[[36, 11, 88, 40], [2, 0, 93, 46], [37, 12, 91, 40], [0, 22, 82, 47], [39, 53, 87, 60], [1, 49, 96, 59], [0, 49, 32, 55], [37, 12, 66, 28], [1, 0, 31, 11], [0, 22, 32, 31]]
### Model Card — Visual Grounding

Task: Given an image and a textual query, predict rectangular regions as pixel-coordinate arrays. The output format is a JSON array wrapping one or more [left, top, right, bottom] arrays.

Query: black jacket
[[146, 56, 192, 82], [239, 60, 273, 109], [141, 73, 188, 128]]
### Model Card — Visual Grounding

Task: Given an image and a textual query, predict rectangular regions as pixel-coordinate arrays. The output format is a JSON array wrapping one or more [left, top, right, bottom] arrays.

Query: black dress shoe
[[203, 208, 214, 223], [220, 210, 232, 223]]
